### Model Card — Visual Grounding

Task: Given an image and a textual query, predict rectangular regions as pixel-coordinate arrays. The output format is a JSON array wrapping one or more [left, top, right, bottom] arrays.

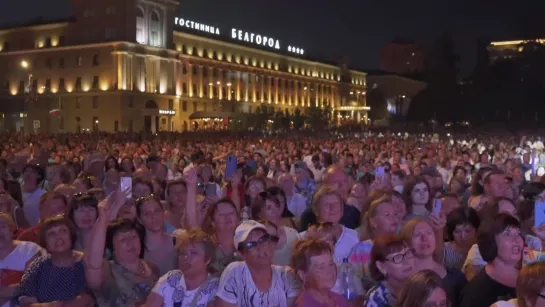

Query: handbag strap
[[189, 276, 212, 307]]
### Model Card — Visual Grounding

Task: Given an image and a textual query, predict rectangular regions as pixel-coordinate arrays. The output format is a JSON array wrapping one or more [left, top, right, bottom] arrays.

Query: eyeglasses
[[135, 194, 156, 204], [237, 233, 278, 252], [385, 249, 414, 264]]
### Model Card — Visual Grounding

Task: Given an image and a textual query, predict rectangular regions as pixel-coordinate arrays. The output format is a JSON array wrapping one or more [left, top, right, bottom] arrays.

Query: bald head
[[323, 165, 349, 201]]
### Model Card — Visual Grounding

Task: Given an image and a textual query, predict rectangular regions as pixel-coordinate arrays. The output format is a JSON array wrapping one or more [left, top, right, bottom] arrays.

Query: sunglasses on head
[[237, 233, 279, 252], [135, 193, 156, 204]]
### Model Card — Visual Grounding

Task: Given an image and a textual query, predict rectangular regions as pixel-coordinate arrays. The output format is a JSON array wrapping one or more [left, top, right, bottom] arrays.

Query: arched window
[[149, 10, 162, 47], [136, 7, 145, 44]]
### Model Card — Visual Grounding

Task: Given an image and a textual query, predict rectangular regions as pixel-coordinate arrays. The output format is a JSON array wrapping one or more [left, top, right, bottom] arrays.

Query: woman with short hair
[[144, 229, 219, 307], [14, 215, 93, 306], [84, 189, 160, 306], [460, 213, 522, 307], [364, 234, 415, 307], [291, 239, 348, 307]]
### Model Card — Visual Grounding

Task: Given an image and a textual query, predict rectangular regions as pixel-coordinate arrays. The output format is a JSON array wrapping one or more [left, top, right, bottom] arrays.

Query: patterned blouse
[[364, 282, 396, 307], [151, 270, 219, 307], [14, 255, 87, 304]]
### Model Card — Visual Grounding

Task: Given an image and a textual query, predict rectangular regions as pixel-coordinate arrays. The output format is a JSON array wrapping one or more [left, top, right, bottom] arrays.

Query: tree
[[293, 108, 305, 130], [367, 87, 388, 120]]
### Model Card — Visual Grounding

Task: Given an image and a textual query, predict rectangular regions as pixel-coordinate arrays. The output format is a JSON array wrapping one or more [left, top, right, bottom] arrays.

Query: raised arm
[[83, 187, 126, 290]]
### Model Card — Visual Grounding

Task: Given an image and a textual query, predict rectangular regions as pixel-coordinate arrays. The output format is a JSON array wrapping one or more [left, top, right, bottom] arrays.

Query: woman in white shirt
[[144, 229, 219, 307]]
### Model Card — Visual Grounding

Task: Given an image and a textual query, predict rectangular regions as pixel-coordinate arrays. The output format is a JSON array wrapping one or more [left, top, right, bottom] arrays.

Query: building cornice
[[173, 31, 350, 72], [0, 21, 71, 34]]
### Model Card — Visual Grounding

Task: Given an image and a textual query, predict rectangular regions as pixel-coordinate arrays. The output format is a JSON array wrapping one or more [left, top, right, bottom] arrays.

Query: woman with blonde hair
[[304, 185, 359, 264], [144, 228, 219, 307], [492, 261, 545, 307], [400, 216, 467, 306], [395, 270, 449, 307], [348, 194, 400, 284]]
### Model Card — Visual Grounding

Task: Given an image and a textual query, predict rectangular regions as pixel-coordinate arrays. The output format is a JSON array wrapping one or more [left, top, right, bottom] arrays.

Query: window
[[105, 28, 116, 40], [76, 56, 83, 67], [75, 77, 82, 90], [58, 36, 65, 46], [213, 88, 217, 98], [106, 6, 116, 14], [150, 31, 159, 46], [203, 86, 208, 96], [182, 83, 188, 94], [192, 66, 197, 76], [168, 99, 173, 110], [193, 101, 197, 112], [92, 76, 99, 89], [223, 70, 228, 79], [19, 80, 24, 93], [92, 54, 99, 66], [202, 67, 208, 78], [45, 38, 51, 48], [136, 7, 146, 44], [83, 9, 95, 17], [76, 97, 81, 108], [149, 11, 161, 47], [192, 84, 197, 94], [182, 64, 187, 75], [92, 96, 98, 108], [222, 88, 227, 98], [114, 120, 119, 132], [182, 101, 187, 111], [46, 58, 52, 69], [212, 68, 217, 78], [59, 78, 65, 91], [203, 102, 208, 112], [59, 58, 65, 68]]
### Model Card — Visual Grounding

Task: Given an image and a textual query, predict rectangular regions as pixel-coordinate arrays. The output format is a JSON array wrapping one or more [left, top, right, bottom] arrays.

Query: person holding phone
[[197, 165, 221, 199]]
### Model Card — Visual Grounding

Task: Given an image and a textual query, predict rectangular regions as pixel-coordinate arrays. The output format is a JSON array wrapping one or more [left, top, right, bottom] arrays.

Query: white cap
[[234, 220, 268, 250]]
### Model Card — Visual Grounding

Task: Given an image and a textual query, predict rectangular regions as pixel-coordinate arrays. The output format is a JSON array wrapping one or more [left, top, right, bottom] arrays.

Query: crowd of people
[[1, 130, 545, 306]]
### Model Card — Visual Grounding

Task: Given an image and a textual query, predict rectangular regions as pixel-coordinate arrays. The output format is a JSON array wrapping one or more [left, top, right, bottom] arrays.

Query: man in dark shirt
[[298, 165, 360, 231]]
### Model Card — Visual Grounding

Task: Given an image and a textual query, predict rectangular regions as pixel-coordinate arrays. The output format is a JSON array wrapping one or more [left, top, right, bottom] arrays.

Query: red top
[[17, 225, 40, 245]]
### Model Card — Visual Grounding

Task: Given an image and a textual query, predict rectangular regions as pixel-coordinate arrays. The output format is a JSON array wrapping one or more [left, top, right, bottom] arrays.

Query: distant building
[[380, 40, 424, 75], [0, 0, 367, 133], [488, 38, 545, 63], [366, 71, 427, 120]]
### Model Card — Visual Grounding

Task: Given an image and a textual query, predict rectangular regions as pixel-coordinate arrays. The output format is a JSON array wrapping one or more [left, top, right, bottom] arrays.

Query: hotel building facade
[[0, 0, 368, 133]]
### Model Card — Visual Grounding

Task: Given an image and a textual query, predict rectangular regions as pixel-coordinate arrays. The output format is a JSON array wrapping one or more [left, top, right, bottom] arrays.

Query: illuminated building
[[488, 39, 545, 63], [0, 0, 367, 133]]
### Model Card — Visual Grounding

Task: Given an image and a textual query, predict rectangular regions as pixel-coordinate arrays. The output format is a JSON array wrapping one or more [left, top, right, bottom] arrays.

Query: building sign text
[[231, 29, 280, 49], [159, 110, 176, 115], [174, 17, 220, 35]]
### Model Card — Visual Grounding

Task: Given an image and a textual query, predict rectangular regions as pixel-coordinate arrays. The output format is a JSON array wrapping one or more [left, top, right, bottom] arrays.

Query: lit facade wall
[[0, 4, 367, 132]]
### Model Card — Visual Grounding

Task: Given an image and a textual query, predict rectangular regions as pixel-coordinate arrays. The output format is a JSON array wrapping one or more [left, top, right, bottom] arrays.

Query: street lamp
[[21, 60, 29, 69]]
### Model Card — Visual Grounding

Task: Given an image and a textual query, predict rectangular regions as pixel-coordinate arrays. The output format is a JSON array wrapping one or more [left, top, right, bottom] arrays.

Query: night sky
[[1, 0, 544, 76]]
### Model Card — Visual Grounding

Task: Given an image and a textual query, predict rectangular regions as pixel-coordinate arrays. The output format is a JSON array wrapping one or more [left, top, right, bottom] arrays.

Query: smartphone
[[120, 177, 132, 199], [375, 166, 385, 177], [225, 154, 237, 180], [432, 199, 442, 216], [535, 201, 545, 227]]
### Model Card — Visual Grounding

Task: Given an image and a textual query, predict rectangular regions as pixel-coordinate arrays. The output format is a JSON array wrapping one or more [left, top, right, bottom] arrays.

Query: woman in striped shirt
[[443, 207, 480, 270]]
